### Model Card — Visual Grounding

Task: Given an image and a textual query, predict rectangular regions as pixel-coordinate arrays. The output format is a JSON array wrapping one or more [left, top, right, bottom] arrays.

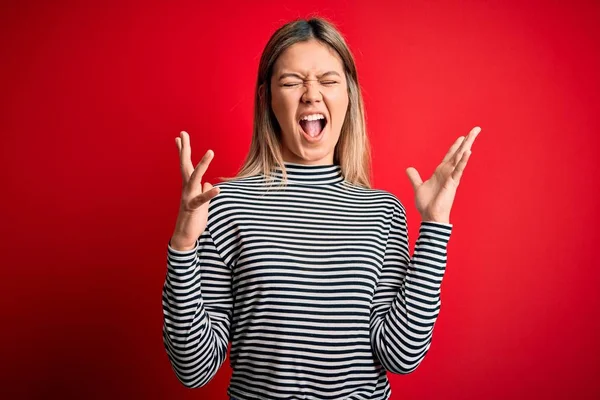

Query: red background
[[1, 0, 599, 399]]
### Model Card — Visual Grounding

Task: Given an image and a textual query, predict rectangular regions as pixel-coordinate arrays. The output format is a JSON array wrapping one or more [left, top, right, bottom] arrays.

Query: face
[[269, 40, 349, 165]]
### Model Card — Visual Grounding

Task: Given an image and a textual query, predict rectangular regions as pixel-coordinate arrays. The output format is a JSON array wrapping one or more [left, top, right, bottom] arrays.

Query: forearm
[[371, 221, 452, 374], [162, 243, 229, 388]]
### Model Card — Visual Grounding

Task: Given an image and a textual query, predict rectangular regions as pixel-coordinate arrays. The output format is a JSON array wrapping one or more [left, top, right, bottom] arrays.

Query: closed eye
[[283, 81, 339, 87]]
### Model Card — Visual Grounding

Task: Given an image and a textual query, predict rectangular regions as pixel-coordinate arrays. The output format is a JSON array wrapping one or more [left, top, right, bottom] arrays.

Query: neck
[[270, 162, 344, 185]]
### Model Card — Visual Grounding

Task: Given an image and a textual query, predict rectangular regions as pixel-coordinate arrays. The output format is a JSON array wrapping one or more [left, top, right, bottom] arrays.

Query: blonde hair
[[224, 17, 371, 188]]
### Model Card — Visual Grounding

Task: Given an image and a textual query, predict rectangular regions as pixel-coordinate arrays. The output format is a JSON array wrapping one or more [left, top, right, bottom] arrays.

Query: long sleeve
[[370, 206, 452, 374], [162, 227, 234, 388]]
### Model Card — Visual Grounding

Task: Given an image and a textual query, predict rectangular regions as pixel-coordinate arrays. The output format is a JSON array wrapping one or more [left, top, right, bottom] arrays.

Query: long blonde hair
[[224, 17, 371, 188]]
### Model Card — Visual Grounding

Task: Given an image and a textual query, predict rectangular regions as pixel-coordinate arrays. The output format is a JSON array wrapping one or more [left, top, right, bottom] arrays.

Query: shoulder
[[207, 174, 265, 211], [340, 181, 406, 215], [214, 174, 264, 190], [210, 174, 267, 198]]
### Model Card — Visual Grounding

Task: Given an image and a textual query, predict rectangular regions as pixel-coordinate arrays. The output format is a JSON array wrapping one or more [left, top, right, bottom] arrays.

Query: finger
[[203, 182, 221, 198], [180, 131, 194, 179], [452, 126, 481, 165], [405, 167, 423, 191], [188, 186, 220, 209], [176, 137, 186, 181], [451, 150, 472, 183], [189, 149, 215, 186], [442, 136, 465, 163]]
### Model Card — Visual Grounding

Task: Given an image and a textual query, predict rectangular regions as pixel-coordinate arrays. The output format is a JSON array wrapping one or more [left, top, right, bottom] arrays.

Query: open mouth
[[298, 116, 327, 139]]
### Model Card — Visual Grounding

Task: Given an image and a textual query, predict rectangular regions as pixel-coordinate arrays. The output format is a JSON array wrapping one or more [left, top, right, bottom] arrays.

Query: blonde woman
[[163, 17, 480, 400]]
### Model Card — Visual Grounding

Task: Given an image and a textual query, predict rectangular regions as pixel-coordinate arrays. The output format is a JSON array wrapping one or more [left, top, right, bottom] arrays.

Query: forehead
[[273, 40, 344, 75]]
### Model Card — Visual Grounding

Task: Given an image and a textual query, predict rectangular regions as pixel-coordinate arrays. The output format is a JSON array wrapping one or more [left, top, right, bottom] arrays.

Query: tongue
[[300, 120, 323, 137]]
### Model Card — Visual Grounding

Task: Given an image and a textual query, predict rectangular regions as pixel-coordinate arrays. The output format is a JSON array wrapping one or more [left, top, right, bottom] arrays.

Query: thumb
[[203, 182, 214, 192], [406, 167, 422, 191]]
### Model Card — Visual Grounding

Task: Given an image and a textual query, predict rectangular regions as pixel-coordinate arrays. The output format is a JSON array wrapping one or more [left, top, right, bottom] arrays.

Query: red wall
[[1, 0, 599, 399]]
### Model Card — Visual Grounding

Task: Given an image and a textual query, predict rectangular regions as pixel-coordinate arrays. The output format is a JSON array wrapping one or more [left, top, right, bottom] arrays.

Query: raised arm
[[162, 130, 230, 387], [371, 126, 479, 372]]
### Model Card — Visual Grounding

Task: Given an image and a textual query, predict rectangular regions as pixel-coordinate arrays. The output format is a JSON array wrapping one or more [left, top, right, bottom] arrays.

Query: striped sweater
[[162, 163, 452, 400]]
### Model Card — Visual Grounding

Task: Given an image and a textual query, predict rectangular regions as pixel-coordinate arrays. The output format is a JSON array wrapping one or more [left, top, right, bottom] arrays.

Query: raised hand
[[170, 131, 221, 251], [405, 126, 481, 224]]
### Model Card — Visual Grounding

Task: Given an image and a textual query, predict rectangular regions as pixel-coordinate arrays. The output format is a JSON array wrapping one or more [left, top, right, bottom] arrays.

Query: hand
[[170, 131, 220, 250], [405, 126, 481, 224]]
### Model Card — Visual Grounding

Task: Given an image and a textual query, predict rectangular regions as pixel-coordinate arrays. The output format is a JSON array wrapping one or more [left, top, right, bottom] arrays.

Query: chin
[[297, 150, 335, 164]]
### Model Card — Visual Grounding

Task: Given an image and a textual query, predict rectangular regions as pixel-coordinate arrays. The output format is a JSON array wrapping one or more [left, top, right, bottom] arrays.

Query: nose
[[301, 80, 322, 104]]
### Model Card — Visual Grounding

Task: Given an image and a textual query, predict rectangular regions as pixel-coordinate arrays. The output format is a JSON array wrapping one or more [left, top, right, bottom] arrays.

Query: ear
[[258, 84, 265, 100]]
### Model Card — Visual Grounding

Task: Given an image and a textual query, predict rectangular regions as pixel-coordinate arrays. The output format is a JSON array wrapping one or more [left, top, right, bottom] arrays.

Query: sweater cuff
[[167, 239, 198, 257], [419, 221, 452, 245]]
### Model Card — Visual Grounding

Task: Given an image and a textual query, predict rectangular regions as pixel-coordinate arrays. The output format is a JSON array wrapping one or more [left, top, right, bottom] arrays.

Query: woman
[[163, 17, 480, 400]]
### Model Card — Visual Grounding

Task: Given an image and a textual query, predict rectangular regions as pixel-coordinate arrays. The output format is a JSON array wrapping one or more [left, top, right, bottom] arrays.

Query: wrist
[[169, 235, 196, 251], [421, 214, 450, 224]]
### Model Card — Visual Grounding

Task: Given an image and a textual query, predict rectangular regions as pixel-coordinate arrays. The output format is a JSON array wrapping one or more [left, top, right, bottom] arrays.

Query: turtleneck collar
[[270, 162, 345, 185]]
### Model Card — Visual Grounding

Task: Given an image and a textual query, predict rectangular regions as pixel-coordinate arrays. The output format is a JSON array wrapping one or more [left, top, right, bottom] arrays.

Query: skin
[[407, 126, 481, 223], [269, 39, 349, 165]]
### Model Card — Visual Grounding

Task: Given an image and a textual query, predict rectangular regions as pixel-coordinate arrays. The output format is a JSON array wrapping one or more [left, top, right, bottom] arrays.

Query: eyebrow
[[278, 71, 342, 80]]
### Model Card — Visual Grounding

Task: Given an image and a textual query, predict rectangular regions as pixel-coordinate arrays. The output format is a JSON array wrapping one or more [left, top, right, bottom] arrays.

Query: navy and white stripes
[[162, 163, 452, 400]]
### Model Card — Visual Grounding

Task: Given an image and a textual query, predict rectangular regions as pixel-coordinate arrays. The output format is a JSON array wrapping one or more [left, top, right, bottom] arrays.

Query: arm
[[162, 227, 233, 388], [370, 207, 452, 374]]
